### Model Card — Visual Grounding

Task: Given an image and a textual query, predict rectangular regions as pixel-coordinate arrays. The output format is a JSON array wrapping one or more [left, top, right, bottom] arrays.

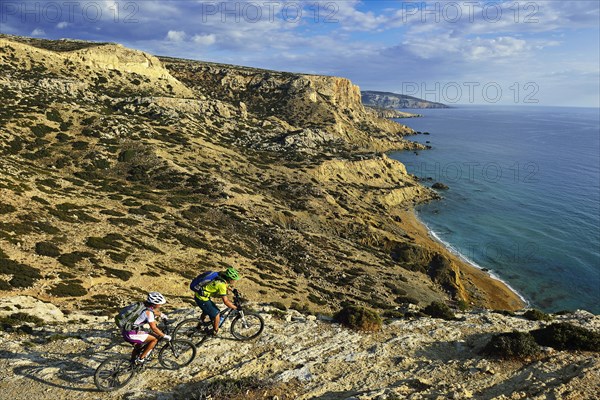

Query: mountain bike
[[173, 289, 264, 346], [94, 319, 196, 392]]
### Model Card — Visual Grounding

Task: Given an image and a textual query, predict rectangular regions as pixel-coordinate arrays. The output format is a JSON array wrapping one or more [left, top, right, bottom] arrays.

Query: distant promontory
[[362, 90, 449, 109]]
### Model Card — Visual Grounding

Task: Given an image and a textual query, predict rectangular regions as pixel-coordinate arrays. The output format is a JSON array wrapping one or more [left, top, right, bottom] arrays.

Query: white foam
[[415, 212, 530, 307]]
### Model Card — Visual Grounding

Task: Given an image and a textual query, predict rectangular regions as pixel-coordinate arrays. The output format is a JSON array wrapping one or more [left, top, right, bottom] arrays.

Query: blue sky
[[1, 0, 598, 106]]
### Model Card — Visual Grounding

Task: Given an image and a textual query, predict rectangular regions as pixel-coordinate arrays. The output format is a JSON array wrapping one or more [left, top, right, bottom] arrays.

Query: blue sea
[[390, 105, 600, 313]]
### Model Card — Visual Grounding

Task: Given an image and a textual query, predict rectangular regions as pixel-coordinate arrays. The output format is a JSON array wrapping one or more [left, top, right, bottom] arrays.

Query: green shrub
[[141, 204, 166, 213], [308, 293, 327, 306], [31, 196, 50, 205], [270, 302, 287, 311], [334, 305, 382, 332], [483, 331, 541, 359], [86, 233, 124, 250], [174, 234, 209, 250], [107, 252, 128, 263], [103, 266, 133, 281], [100, 209, 125, 217], [394, 296, 419, 305], [186, 377, 278, 400], [0, 259, 41, 288], [423, 301, 456, 320], [46, 109, 63, 122], [57, 251, 93, 267], [0, 312, 45, 331], [0, 204, 17, 214], [531, 323, 600, 351], [382, 310, 405, 319], [122, 198, 142, 207], [108, 217, 141, 226], [523, 309, 553, 322], [30, 124, 54, 137], [35, 241, 61, 257], [71, 141, 88, 150], [49, 281, 87, 297]]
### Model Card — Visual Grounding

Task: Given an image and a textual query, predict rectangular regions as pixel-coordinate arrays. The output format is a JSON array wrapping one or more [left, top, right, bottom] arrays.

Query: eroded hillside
[[1, 35, 508, 318]]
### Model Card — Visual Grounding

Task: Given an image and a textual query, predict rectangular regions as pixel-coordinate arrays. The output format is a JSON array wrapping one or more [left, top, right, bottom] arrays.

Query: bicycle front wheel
[[94, 356, 136, 392], [158, 339, 197, 370], [230, 312, 264, 340], [172, 318, 209, 346]]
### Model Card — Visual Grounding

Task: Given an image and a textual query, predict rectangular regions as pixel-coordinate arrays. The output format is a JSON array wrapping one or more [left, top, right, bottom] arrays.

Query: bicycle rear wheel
[[94, 355, 136, 392], [158, 339, 197, 369], [230, 312, 264, 340], [172, 318, 210, 346]]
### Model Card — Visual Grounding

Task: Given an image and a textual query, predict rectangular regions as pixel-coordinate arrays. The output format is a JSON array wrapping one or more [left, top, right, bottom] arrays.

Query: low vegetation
[[523, 309, 554, 322], [423, 301, 456, 320], [482, 331, 541, 360], [334, 305, 382, 332], [35, 241, 61, 257], [531, 323, 600, 351]]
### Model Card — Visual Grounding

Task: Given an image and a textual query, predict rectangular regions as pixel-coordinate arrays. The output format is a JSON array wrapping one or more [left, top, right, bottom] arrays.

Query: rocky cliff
[[0, 34, 463, 316], [362, 91, 449, 109]]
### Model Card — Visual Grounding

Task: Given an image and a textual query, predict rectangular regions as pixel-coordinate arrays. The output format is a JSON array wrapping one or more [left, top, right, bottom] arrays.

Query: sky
[[1, 0, 599, 107]]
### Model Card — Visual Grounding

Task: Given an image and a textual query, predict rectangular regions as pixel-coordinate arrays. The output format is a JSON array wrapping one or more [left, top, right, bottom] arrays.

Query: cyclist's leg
[[138, 335, 158, 359], [196, 298, 221, 334], [123, 330, 155, 360], [213, 312, 221, 334], [131, 344, 143, 361]]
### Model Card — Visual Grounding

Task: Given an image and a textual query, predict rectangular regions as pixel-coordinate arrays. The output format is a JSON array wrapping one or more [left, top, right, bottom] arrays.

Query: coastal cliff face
[[160, 58, 420, 153], [0, 34, 461, 317]]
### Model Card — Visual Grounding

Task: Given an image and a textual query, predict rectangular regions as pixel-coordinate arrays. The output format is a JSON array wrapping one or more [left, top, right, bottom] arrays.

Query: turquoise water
[[391, 106, 600, 313]]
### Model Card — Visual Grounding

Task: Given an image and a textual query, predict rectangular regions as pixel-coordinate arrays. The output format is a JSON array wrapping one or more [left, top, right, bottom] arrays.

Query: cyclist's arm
[[148, 321, 167, 338], [222, 296, 237, 310]]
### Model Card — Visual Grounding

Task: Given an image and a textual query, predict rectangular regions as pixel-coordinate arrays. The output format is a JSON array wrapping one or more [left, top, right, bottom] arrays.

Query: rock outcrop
[[0, 296, 598, 399], [365, 105, 422, 119]]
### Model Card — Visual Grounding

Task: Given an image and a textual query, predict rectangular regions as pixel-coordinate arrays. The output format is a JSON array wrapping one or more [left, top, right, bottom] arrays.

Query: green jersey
[[195, 279, 228, 302]]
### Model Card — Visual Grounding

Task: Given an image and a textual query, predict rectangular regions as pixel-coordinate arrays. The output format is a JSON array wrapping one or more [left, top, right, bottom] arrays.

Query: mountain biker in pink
[[122, 292, 171, 364], [195, 268, 240, 335]]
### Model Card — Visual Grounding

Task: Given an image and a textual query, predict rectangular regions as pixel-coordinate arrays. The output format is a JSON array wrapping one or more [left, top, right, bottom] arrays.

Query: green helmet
[[223, 267, 240, 281]]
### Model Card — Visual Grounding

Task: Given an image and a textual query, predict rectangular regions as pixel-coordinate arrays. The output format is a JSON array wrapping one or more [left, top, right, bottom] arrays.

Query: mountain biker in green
[[194, 268, 240, 335], [122, 292, 171, 364]]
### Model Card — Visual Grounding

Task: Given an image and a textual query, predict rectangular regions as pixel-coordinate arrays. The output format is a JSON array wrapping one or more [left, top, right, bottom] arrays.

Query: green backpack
[[115, 302, 148, 331]]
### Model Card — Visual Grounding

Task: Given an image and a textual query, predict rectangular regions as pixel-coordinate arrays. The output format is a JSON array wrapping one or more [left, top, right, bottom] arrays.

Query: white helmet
[[147, 292, 166, 305]]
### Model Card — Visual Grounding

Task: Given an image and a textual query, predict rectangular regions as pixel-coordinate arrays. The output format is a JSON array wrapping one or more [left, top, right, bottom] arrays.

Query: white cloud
[[31, 28, 45, 37], [192, 34, 217, 46], [166, 30, 186, 42], [56, 22, 70, 29], [333, 1, 390, 31]]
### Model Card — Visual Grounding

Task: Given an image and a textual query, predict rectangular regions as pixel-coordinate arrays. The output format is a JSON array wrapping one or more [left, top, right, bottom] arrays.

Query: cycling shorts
[[122, 330, 149, 345], [195, 297, 220, 319]]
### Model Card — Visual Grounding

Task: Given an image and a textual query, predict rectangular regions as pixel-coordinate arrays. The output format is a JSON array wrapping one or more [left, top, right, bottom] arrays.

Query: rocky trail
[[0, 296, 598, 400]]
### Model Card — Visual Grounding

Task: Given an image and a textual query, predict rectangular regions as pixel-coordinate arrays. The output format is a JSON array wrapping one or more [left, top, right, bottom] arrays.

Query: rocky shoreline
[[396, 211, 526, 311]]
